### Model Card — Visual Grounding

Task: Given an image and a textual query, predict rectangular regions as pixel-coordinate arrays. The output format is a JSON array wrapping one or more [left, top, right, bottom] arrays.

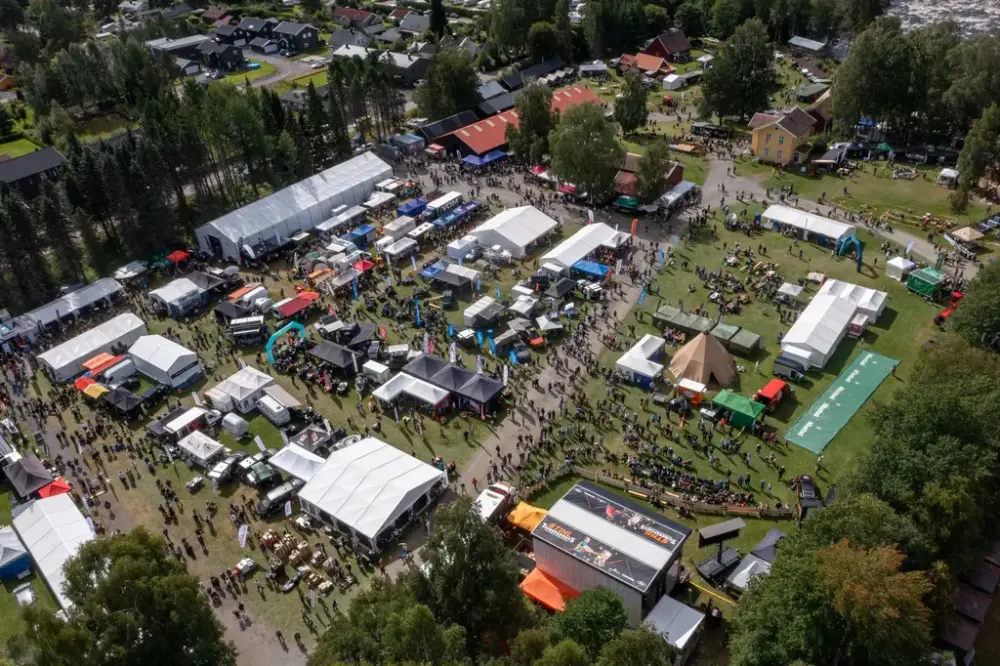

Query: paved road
[[247, 53, 320, 89]]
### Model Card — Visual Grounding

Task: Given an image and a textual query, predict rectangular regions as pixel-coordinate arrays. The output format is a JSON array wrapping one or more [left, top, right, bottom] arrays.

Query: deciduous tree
[[506, 82, 556, 163], [552, 588, 629, 658], [549, 102, 624, 199], [414, 47, 481, 120], [613, 71, 648, 135], [636, 140, 673, 201], [700, 18, 780, 120]]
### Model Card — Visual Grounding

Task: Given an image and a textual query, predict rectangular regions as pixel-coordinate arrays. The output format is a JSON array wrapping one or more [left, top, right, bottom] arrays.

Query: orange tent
[[38, 477, 72, 498], [228, 284, 257, 302], [82, 353, 124, 376], [74, 376, 96, 392], [520, 568, 578, 612]]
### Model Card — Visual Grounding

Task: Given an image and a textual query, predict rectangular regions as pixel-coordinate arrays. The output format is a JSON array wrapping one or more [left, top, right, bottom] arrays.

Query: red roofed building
[[442, 86, 603, 156], [642, 29, 693, 62], [617, 53, 674, 77], [390, 8, 410, 21], [332, 6, 378, 27], [614, 151, 684, 197]]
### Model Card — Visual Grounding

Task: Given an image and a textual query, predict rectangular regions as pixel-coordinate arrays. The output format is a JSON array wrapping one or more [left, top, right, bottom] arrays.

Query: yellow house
[[748, 107, 818, 166]]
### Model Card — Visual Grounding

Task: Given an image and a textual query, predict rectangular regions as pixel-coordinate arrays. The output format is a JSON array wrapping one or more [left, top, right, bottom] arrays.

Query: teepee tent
[[668, 332, 738, 386]]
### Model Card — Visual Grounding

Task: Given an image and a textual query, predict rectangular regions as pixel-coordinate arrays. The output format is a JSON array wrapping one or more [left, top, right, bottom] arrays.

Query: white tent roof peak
[[270, 444, 325, 482], [177, 430, 223, 463], [129, 335, 197, 373], [212, 365, 275, 401]]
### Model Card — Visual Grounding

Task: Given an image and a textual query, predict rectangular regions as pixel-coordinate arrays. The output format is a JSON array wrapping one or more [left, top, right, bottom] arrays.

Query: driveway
[[247, 52, 321, 89]]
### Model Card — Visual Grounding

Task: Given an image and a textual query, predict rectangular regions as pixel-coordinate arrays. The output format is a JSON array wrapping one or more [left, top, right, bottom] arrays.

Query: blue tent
[[482, 150, 507, 165], [398, 198, 426, 217], [420, 260, 447, 279], [462, 154, 485, 167], [0, 526, 29, 580], [572, 260, 610, 279]]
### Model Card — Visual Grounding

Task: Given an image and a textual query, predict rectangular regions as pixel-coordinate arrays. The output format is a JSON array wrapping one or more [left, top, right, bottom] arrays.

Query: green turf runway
[[785, 350, 899, 454]]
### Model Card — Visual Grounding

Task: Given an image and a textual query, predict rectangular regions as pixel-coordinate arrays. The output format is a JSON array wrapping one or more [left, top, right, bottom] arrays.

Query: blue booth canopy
[[420, 260, 447, 279], [482, 150, 507, 164], [432, 200, 482, 228], [572, 260, 611, 279], [462, 154, 484, 167], [398, 198, 427, 217]]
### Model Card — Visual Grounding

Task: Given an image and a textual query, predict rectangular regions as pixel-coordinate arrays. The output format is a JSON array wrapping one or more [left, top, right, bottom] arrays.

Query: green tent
[[713, 390, 766, 429], [614, 196, 639, 209], [907, 267, 944, 299], [711, 323, 740, 347]]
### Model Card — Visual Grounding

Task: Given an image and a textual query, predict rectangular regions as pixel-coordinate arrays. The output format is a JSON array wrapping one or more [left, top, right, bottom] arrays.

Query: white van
[[257, 395, 290, 426], [474, 482, 516, 523]]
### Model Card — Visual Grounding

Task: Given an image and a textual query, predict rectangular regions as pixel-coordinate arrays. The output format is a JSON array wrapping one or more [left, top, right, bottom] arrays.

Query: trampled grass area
[[0, 137, 40, 158]]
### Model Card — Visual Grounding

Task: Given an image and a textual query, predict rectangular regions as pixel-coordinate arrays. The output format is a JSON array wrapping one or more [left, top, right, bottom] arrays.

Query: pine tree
[[327, 94, 351, 161], [270, 130, 298, 187], [73, 206, 108, 277], [37, 181, 83, 283], [430, 0, 447, 39], [305, 82, 330, 167]]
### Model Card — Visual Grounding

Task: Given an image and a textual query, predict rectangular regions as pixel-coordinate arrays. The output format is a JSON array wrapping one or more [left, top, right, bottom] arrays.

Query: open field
[[0, 138, 40, 158]]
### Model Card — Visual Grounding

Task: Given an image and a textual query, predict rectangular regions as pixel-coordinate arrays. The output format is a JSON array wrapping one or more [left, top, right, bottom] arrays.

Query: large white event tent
[[177, 430, 225, 468], [37, 312, 146, 382], [196, 152, 392, 260], [780, 294, 857, 368], [761, 205, 855, 245], [540, 222, 629, 271], [12, 494, 95, 611], [269, 444, 326, 482], [372, 372, 450, 406], [22, 278, 124, 329], [615, 334, 665, 387], [298, 437, 447, 552], [129, 335, 201, 387], [817, 278, 887, 322], [469, 206, 558, 258], [205, 365, 275, 413]]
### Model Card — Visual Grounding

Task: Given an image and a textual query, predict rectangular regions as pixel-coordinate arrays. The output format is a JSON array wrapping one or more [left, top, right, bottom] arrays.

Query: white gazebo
[[177, 431, 225, 468], [205, 365, 276, 413], [885, 256, 916, 282]]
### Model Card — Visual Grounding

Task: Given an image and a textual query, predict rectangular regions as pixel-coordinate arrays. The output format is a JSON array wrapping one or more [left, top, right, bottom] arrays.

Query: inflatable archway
[[266, 321, 307, 364], [836, 234, 864, 272]]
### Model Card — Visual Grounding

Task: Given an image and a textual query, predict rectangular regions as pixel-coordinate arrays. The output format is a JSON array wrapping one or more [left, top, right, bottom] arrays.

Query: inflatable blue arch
[[266, 321, 306, 364], [836, 234, 864, 272]]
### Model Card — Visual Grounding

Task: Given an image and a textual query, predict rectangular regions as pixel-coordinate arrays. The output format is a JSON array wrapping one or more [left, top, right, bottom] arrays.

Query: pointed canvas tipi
[[668, 332, 738, 386]]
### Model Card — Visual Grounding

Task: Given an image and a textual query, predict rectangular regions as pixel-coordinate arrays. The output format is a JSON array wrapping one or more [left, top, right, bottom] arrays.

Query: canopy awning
[[507, 502, 546, 531], [37, 477, 72, 498], [166, 250, 190, 263], [520, 568, 578, 612]]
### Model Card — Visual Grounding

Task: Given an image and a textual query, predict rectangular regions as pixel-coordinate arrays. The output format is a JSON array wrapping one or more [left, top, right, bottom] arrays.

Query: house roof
[[477, 92, 516, 116], [160, 3, 192, 18], [500, 58, 565, 90], [748, 107, 817, 139], [621, 152, 642, 173], [332, 6, 374, 23], [650, 29, 691, 55], [788, 35, 827, 51], [250, 36, 276, 47], [419, 110, 479, 141], [201, 6, 228, 20], [328, 28, 370, 48], [477, 80, 506, 100], [551, 85, 602, 114], [274, 21, 315, 36], [0, 147, 65, 184], [376, 28, 403, 43], [796, 82, 829, 98], [622, 53, 668, 73], [390, 8, 410, 19], [399, 13, 430, 34], [215, 24, 238, 36], [238, 17, 278, 32]]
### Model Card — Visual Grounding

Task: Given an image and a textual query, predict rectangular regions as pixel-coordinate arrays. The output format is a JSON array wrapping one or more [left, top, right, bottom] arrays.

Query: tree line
[[0, 35, 404, 314], [730, 269, 1000, 665]]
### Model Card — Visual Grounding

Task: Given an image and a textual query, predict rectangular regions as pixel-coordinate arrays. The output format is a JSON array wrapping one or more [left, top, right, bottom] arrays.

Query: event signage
[[561, 485, 686, 554], [534, 516, 658, 592]]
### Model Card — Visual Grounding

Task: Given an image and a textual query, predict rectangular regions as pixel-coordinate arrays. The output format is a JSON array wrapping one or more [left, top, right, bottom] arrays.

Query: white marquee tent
[[129, 335, 201, 387], [23, 278, 124, 329], [177, 430, 225, 468], [298, 437, 447, 550], [12, 494, 95, 611], [269, 444, 326, 482], [196, 152, 392, 260], [205, 365, 276, 413], [469, 206, 558, 258], [148, 278, 205, 313], [725, 553, 772, 592], [761, 205, 855, 244], [817, 279, 887, 322], [372, 372, 449, 406], [645, 595, 705, 655], [885, 256, 917, 282], [615, 334, 665, 385], [780, 294, 857, 368], [37, 312, 146, 382], [540, 222, 629, 270]]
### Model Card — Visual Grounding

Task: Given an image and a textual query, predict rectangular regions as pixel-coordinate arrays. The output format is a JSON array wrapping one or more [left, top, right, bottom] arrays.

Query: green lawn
[[0, 137, 40, 158], [221, 60, 276, 85], [271, 70, 327, 96]]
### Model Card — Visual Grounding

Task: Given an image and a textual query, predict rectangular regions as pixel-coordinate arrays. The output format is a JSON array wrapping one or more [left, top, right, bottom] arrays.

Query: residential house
[[237, 17, 279, 41], [331, 45, 380, 61], [381, 52, 430, 85], [439, 35, 480, 59], [477, 80, 506, 101], [642, 29, 692, 62], [806, 89, 833, 134], [214, 24, 248, 46], [174, 56, 201, 76], [118, 0, 147, 16], [374, 28, 404, 45], [795, 82, 829, 104], [331, 6, 379, 28], [328, 28, 372, 50], [399, 13, 430, 36], [198, 41, 245, 71], [145, 34, 211, 60], [281, 84, 330, 112], [614, 151, 683, 198], [201, 6, 229, 22], [499, 58, 566, 91], [159, 2, 192, 19], [409, 41, 436, 58], [272, 21, 319, 52], [0, 147, 66, 199], [249, 37, 279, 55], [748, 107, 818, 165], [617, 53, 673, 77], [787, 36, 828, 56], [389, 8, 410, 23]]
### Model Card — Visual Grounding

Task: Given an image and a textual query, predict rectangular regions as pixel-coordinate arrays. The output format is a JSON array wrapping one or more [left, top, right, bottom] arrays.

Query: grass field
[[0, 137, 40, 158], [222, 61, 277, 85], [272, 70, 328, 97]]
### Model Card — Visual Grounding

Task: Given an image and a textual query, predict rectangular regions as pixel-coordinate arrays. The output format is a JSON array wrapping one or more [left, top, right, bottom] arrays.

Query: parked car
[[207, 454, 241, 483], [281, 569, 303, 592], [464, 245, 484, 262]]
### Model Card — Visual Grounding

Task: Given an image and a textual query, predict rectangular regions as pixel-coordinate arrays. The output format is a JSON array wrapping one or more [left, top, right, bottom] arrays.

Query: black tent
[[4, 455, 54, 498], [457, 374, 503, 404], [214, 301, 250, 323], [430, 365, 475, 391], [289, 424, 333, 452], [344, 322, 378, 349], [433, 271, 470, 288], [103, 387, 143, 414], [402, 354, 449, 380], [308, 342, 360, 370], [545, 278, 577, 299], [750, 528, 786, 563]]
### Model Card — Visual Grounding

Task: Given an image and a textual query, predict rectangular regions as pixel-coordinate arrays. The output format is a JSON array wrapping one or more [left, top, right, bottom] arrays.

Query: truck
[[473, 482, 516, 524], [753, 379, 791, 411]]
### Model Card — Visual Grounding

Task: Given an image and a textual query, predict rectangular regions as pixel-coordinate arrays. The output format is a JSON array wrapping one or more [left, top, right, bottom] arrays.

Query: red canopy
[[354, 259, 375, 273], [38, 477, 72, 498], [277, 294, 316, 318], [82, 353, 124, 376], [520, 568, 578, 612], [557, 184, 577, 195], [757, 379, 788, 402], [74, 377, 96, 392], [531, 165, 548, 175], [166, 250, 190, 263], [299, 291, 321, 302]]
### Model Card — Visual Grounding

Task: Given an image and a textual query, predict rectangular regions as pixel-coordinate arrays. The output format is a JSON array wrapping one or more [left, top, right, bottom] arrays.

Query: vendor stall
[[885, 256, 916, 282]]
